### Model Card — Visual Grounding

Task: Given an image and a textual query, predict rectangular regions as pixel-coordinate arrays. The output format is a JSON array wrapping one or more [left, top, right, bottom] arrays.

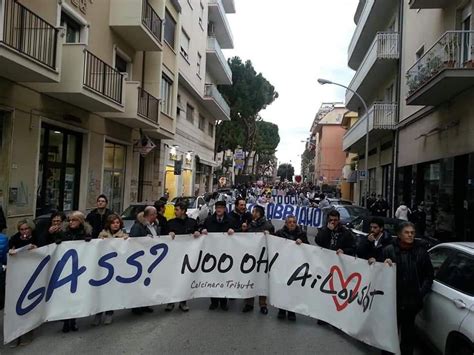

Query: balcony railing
[[406, 31, 474, 96], [343, 102, 397, 150], [205, 84, 231, 115], [142, 0, 162, 43], [83, 50, 124, 104], [207, 36, 232, 80], [1, 0, 58, 69], [137, 88, 159, 123]]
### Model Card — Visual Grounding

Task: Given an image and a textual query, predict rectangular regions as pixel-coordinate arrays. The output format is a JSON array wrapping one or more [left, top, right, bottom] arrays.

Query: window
[[114, 50, 132, 80], [429, 247, 456, 276], [199, 115, 205, 130], [161, 75, 173, 116], [103, 142, 126, 213], [186, 104, 194, 123], [197, 52, 202, 77], [181, 29, 190, 61], [208, 122, 214, 137], [435, 252, 474, 296], [61, 12, 81, 43], [164, 10, 176, 49]]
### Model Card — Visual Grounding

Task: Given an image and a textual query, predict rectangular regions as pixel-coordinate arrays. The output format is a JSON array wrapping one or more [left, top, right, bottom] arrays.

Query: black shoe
[[242, 304, 254, 313], [142, 307, 154, 313], [277, 309, 286, 319], [288, 312, 296, 321], [70, 320, 78, 332], [220, 303, 229, 311], [260, 306, 268, 315], [62, 322, 70, 333], [209, 303, 218, 310], [132, 308, 143, 315]]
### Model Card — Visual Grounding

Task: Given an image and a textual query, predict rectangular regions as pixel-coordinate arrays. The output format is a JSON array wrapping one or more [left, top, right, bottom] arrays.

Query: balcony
[[109, 0, 163, 51], [32, 44, 124, 112], [348, 0, 398, 70], [206, 36, 232, 85], [406, 31, 474, 106], [0, 0, 61, 82], [346, 32, 399, 111], [203, 84, 231, 121], [343, 103, 397, 151], [409, 0, 449, 9], [221, 0, 236, 13], [101, 81, 159, 128], [208, 0, 234, 49]]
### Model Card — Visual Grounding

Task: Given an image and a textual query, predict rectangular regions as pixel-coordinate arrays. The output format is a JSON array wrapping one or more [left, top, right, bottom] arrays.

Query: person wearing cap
[[201, 200, 234, 311], [242, 205, 274, 315]]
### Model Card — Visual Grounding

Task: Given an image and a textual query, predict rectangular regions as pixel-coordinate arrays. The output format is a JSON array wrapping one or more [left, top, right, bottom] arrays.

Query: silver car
[[416, 242, 474, 355]]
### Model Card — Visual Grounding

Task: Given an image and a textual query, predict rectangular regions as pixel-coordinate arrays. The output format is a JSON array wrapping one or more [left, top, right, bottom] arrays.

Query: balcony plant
[[426, 53, 442, 76], [440, 34, 460, 68]]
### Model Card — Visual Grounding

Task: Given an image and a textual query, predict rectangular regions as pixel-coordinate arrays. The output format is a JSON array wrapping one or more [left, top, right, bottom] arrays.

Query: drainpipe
[[392, 0, 405, 217]]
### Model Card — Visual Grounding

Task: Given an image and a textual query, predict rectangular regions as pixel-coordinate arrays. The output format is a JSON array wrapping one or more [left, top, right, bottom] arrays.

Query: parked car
[[320, 205, 371, 227], [170, 196, 209, 224], [328, 198, 353, 206], [416, 242, 474, 355]]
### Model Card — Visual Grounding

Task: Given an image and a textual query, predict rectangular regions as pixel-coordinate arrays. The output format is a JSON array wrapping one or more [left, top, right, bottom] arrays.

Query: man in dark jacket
[[229, 197, 252, 232], [86, 194, 113, 239], [154, 200, 169, 235], [130, 206, 160, 238], [382, 222, 434, 355], [166, 201, 201, 312], [201, 200, 234, 311], [357, 217, 393, 263], [243, 205, 274, 315], [275, 215, 308, 321], [315, 209, 354, 256]]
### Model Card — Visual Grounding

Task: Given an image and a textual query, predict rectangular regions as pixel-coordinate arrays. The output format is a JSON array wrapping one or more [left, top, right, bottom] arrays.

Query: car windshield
[[121, 205, 147, 220], [338, 206, 370, 220], [171, 197, 197, 208]]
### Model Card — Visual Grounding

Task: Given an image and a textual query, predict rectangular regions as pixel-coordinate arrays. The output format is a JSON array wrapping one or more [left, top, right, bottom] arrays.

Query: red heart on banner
[[328, 265, 362, 312]]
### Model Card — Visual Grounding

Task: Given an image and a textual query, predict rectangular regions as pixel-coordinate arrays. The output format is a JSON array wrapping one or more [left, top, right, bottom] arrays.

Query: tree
[[216, 57, 279, 173], [300, 148, 315, 180], [277, 163, 295, 182]]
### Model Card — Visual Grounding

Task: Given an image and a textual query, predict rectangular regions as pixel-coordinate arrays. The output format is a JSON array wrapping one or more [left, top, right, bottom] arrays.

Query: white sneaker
[[92, 314, 102, 326]]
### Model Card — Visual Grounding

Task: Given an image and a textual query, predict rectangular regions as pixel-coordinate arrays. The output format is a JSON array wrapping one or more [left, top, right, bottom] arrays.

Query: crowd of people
[[1, 186, 434, 355]]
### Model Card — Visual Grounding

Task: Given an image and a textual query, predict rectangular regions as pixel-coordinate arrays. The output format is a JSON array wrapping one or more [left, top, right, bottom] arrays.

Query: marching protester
[[315, 210, 355, 256], [129, 206, 158, 315], [409, 203, 427, 238], [395, 202, 411, 221], [167, 201, 201, 312], [371, 195, 389, 217], [229, 197, 252, 232], [94, 214, 128, 326], [382, 222, 434, 355], [86, 194, 113, 239], [275, 215, 308, 321], [54, 211, 92, 333], [154, 200, 169, 235], [356, 217, 393, 263], [40, 211, 67, 246], [243, 205, 274, 315], [201, 200, 234, 311], [318, 193, 330, 209], [7, 219, 39, 347]]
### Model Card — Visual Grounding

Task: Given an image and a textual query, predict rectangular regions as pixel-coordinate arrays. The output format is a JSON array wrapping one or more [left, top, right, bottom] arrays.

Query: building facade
[[343, 0, 400, 207], [162, 0, 234, 200], [310, 103, 348, 192], [397, 0, 474, 242]]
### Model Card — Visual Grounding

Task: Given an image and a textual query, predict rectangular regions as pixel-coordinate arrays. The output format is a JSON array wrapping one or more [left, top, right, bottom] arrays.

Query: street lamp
[[317, 78, 370, 204]]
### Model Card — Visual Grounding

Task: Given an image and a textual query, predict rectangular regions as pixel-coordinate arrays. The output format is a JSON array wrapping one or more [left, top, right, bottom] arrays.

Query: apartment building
[[341, 110, 359, 202], [398, 0, 474, 242], [344, 0, 400, 207], [163, 0, 234, 199], [310, 103, 348, 192], [0, 0, 181, 233]]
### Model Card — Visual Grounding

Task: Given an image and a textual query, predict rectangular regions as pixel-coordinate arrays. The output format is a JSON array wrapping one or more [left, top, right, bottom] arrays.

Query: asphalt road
[[0, 298, 383, 355]]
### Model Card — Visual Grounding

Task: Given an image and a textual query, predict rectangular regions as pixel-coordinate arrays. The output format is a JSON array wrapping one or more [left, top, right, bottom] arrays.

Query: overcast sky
[[226, 0, 358, 174]]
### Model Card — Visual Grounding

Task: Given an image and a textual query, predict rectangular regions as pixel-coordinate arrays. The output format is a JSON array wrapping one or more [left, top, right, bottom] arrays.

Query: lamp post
[[317, 78, 370, 204]]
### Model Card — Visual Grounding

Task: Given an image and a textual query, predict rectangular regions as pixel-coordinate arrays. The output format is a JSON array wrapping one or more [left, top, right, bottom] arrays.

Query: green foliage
[[255, 121, 280, 154], [277, 163, 295, 181]]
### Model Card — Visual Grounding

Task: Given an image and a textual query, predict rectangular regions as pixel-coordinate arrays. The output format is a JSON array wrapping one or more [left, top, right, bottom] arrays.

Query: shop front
[[397, 154, 474, 242]]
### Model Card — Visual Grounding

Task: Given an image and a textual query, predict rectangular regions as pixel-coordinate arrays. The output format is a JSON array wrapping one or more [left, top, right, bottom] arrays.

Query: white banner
[[4, 234, 399, 353]]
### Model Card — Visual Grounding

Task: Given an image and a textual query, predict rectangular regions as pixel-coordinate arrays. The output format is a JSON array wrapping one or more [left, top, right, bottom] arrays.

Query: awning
[[196, 155, 219, 168]]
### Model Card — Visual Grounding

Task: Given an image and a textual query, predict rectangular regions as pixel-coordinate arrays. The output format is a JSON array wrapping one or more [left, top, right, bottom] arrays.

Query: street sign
[[358, 170, 367, 180]]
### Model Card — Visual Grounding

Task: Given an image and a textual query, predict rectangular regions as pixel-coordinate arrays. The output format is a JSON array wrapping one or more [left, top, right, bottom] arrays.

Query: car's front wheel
[[445, 334, 473, 355]]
